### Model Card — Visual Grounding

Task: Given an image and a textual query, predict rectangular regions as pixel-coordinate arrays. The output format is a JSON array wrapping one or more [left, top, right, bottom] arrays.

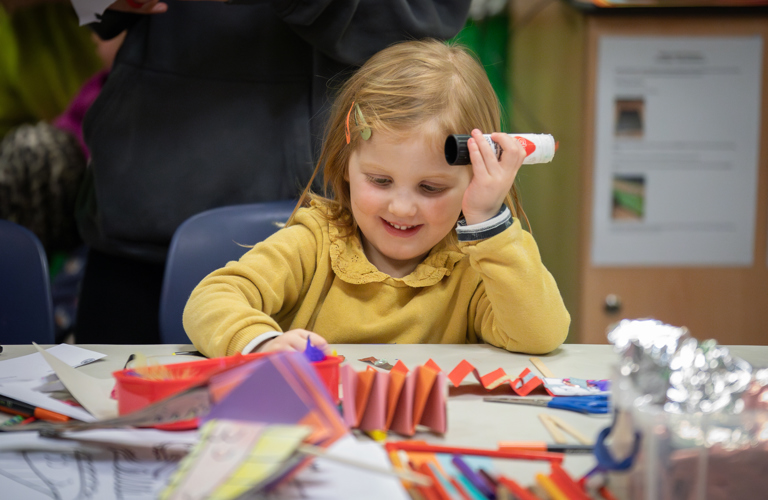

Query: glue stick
[[444, 133, 556, 165]]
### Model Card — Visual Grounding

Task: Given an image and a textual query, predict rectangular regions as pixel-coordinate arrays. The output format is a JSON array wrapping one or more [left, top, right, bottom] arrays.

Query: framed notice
[[590, 35, 763, 266]]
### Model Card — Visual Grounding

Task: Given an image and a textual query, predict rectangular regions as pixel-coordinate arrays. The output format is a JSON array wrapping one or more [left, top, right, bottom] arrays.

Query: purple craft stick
[[452, 455, 496, 499]]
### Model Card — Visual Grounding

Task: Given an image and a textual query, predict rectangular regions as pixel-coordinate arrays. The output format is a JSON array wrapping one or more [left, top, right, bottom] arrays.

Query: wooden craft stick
[[529, 357, 555, 378], [298, 444, 432, 487], [538, 414, 567, 444], [547, 414, 592, 445]]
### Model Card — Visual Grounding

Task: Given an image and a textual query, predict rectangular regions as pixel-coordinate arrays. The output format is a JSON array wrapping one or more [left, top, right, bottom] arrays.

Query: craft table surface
[[2, 342, 767, 494]]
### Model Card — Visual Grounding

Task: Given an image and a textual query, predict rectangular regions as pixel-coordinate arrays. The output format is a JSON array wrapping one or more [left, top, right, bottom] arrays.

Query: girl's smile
[[346, 128, 472, 278], [381, 218, 422, 237]]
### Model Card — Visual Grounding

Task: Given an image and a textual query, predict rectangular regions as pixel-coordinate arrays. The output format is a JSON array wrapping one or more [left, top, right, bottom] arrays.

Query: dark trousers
[[75, 249, 164, 344]]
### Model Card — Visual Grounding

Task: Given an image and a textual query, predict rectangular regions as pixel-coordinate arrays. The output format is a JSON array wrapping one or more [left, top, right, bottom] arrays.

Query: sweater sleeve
[[271, 0, 471, 66], [182, 221, 320, 358], [462, 220, 570, 354]]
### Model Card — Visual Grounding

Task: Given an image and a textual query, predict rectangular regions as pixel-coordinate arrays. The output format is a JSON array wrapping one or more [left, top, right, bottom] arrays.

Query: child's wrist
[[456, 206, 512, 242], [462, 210, 500, 226], [242, 331, 282, 354]]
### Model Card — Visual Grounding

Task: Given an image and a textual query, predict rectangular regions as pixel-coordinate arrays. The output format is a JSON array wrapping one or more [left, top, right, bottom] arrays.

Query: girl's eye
[[366, 175, 390, 186], [420, 184, 446, 194]]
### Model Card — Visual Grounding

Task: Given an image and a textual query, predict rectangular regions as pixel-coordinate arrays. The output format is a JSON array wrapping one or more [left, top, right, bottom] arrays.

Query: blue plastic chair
[[0, 219, 55, 344], [159, 199, 298, 344]]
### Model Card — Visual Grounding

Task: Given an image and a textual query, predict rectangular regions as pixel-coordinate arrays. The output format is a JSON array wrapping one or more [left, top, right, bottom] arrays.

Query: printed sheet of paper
[[591, 35, 763, 266], [0, 430, 187, 499], [0, 344, 105, 384], [0, 344, 107, 421], [0, 429, 408, 500]]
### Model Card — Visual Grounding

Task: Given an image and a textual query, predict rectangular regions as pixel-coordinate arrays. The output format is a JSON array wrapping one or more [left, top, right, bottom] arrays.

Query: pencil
[[0, 396, 71, 423], [536, 472, 569, 500], [497, 475, 539, 500], [451, 456, 495, 498], [385, 441, 564, 463], [549, 462, 591, 500], [497, 441, 594, 454], [0, 415, 24, 427]]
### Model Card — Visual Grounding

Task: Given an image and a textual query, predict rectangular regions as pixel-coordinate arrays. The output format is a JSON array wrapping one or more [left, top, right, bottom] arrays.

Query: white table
[[2, 342, 766, 497]]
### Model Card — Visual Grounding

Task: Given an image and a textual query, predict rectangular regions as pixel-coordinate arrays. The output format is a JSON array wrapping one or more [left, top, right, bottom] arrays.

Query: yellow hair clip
[[345, 102, 371, 144], [354, 104, 372, 141]]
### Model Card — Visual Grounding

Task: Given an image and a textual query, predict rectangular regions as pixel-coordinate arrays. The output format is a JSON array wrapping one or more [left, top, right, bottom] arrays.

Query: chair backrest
[[159, 199, 298, 344], [0, 219, 55, 344]]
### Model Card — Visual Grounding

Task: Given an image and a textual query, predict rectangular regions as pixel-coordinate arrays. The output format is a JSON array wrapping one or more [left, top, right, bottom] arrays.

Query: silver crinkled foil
[[606, 319, 768, 497], [665, 338, 752, 414], [607, 318, 691, 404], [607, 319, 754, 414]]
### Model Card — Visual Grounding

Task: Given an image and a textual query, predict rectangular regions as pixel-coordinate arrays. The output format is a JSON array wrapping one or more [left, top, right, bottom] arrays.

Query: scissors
[[483, 394, 610, 414]]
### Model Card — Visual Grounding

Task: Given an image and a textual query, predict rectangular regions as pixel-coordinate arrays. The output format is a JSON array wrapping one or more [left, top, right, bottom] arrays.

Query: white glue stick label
[[480, 133, 556, 164]]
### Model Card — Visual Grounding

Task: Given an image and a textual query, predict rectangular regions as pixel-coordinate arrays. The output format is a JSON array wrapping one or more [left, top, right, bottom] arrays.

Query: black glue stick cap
[[445, 134, 471, 165]]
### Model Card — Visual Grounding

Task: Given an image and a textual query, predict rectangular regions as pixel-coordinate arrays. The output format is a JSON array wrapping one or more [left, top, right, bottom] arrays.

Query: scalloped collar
[[328, 221, 465, 287]]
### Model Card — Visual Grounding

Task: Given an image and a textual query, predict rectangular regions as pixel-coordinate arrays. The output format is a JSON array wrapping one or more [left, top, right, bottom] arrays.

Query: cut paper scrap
[[542, 378, 611, 396], [385, 361, 408, 430], [159, 420, 312, 500], [204, 352, 348, 450], [355, 368, 377, 426], [359, 356, 394, 370], [341, 359, 446, 436], [511, 368, 544, 396], [447, 359, 512, 390], [34, 343, 118, 420], [447, 360, 543, 396]]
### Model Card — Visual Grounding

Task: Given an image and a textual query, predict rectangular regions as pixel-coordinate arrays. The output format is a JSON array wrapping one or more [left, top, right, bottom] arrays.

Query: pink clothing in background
[[52, 70, 108, 160]]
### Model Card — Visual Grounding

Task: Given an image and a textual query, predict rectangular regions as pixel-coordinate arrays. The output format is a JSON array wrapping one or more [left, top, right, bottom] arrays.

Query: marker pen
[[445, 133, 556, 165], [0, 395, 71, 423]]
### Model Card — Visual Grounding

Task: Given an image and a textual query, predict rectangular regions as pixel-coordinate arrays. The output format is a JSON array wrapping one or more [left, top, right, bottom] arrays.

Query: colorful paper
[[159, 420, 311, 500], [447, 361, 544, 396], [342, 359, 446, 436], [204, 352, 348, 449], [542, 378, 611, 396]]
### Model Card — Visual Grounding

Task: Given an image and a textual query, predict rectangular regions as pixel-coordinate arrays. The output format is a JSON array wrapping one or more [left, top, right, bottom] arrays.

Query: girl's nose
[[388, 192, 417, 218]]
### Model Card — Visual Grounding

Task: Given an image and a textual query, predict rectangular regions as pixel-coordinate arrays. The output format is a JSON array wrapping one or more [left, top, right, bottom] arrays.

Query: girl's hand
[[256, 329, 331, 354], [461, 129, 527, 226]]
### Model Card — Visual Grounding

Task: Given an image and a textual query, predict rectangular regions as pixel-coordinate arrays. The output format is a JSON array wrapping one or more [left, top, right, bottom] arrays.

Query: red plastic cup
[[312, 355, 343, 404], [112, 353, 265, 430], [113, 352, 343, 429]]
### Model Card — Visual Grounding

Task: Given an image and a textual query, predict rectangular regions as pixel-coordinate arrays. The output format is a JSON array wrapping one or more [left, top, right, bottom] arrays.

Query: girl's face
[[345, 128, 472, 278]]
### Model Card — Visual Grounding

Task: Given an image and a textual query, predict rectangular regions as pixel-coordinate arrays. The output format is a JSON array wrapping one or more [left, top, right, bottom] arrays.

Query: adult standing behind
[[73, 0, 472, 344]]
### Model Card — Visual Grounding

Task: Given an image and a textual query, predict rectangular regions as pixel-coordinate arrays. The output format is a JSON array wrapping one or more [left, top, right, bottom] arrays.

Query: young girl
[[183, 39, 570, 358]]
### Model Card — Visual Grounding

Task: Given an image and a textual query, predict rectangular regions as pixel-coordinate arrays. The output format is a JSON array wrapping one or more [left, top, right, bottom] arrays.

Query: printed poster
[[591, 35, 763, 266]]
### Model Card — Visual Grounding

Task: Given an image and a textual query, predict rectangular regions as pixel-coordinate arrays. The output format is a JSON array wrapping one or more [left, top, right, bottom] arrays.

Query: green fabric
[[0, 3, 102, 137], [451, 15, 510, 126]]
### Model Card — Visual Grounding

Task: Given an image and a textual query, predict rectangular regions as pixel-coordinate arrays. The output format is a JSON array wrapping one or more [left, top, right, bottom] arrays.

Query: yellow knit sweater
[[183, 203, 570, 357]]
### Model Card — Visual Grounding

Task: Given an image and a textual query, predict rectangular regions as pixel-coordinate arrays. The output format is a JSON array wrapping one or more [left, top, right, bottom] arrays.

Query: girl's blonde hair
[[289, 38, 526, 234]]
